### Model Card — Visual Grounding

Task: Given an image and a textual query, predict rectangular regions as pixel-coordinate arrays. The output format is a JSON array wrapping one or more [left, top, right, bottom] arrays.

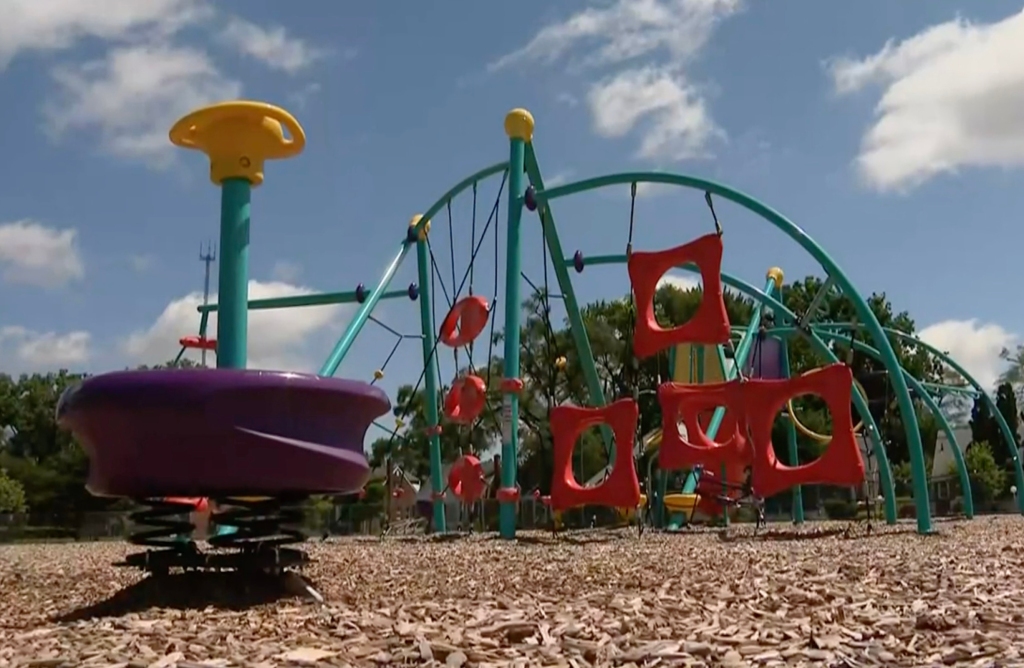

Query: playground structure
[[54, 99, 1024, 578]]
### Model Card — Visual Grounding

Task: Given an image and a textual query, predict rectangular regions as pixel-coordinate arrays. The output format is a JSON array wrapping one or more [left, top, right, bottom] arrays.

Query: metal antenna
[[199, 241, 217, 367]]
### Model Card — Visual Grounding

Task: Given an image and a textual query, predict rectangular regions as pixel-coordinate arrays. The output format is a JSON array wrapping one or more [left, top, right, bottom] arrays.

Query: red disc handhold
[[179, 335, 217, 351], [447, 454, 487, 504], [439, 296, 489, 348], [443, 374, 487, 424]]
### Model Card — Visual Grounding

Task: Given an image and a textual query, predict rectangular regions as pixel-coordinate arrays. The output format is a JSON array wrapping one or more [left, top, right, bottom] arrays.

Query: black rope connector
[[705, 191, 723, 236]]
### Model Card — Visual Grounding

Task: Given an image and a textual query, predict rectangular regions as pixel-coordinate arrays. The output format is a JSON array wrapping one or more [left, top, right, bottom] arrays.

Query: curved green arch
[[746, 326, 975, 519], [537, 171, 934, 532], [321, 160, 510, 374], [821, 323, 1024, 514], [671, 268, 898, 523]]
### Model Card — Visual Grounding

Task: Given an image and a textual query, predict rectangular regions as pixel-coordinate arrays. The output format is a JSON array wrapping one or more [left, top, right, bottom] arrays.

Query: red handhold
[[500, 378, 524, 393], [179, 335, 217, 351], [743, 363, 866, 498], [447, 454, 487, 504], [658, 380, 748, 471], [443, 375, 486, 424], [628, 233, 730, 359], [549, 398, 641, 512], [439, 295, 490, 348], [164, 496, 208, 511], [496, 487, 521, 502]]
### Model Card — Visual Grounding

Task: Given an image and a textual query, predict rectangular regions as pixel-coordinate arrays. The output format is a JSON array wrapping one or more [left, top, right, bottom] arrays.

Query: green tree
[[969, 383, 1020, 472], [0, 467, 27, 513], [950, 441, 1006, 505]]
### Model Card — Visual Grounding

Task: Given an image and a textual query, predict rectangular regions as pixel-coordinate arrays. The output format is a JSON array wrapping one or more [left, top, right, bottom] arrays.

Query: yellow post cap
[[504, 108, 535, 142], [168, 100, 306, 187], [409, 214, 430, 240], [766, 266, 785, 289]]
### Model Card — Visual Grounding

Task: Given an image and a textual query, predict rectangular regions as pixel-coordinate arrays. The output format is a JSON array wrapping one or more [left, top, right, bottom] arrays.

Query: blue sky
[[2, 0, 1024, 412]]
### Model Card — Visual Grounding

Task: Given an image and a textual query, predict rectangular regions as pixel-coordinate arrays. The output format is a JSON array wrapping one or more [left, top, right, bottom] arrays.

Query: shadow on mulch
[[53, 571, 316, 622]]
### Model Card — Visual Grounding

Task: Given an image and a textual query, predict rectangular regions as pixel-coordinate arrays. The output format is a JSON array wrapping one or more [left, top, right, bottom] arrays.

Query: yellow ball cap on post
[[409, 214, 430, 241], [504, 108, 535, 143], [766, 266, 785, 290]]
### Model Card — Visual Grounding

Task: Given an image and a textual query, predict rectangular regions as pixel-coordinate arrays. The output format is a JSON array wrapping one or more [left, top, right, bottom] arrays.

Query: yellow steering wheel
[[785, 377, 867, 444], [169, 101, 306, 186]]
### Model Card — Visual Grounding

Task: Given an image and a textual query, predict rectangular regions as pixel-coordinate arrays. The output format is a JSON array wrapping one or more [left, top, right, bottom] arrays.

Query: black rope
[[386, 170, 510, 455], [447, 199, 460, 375], [704, 191, 723, 236]]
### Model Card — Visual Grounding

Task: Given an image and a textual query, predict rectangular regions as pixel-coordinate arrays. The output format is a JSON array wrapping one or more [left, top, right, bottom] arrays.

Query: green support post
[[215, 178, 251, 369], [778, 336, 805, 523], [411, 215, 447, 533], [498, 109, 533, 539]]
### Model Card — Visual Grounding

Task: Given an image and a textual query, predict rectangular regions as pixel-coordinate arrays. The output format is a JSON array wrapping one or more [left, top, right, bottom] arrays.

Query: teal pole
[[524, 144, 611, 455], [413, 219, 447, 533], [778, 336, 804, 523], [704, 275, 778, 438], [216, 178, 251, 369], [498, 110, 532, 539]]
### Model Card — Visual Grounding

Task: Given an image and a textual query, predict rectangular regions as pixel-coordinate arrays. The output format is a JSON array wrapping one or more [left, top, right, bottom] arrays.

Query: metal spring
[[128, 499, 197, 549], [207, 497, 306, 551]]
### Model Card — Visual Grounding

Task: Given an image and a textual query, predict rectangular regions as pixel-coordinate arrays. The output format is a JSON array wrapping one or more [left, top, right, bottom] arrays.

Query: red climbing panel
[[743, 363, 866, 498], [658, 380, 749, 471], [447, 454, 487, 504], [549, 399, 641, 512], [628, 233, 730, 359]]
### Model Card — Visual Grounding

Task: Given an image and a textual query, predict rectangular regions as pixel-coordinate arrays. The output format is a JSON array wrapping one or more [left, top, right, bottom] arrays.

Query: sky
[[3, 0, 1024, 422]]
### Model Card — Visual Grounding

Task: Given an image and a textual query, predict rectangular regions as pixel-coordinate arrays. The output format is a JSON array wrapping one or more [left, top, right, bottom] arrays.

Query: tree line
[[1, 277, 1021, 518]]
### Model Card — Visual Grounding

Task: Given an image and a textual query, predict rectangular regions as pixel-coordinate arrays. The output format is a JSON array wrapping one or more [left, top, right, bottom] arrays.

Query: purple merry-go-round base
[[56, 369, 390, 498]]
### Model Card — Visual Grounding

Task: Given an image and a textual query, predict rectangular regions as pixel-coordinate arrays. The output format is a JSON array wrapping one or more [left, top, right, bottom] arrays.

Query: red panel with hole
[[439, 295, 490, 348], [443, 374, 486, 424], [627, 233, 731, 359], [658, 380, 749, 471], [743, 363, 866, 498], [549, 398, 641, 512]]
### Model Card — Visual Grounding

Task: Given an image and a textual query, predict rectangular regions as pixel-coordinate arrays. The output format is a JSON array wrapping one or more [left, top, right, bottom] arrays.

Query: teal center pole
[[413, 220, 447, 534], [498, 110, 532, 540], [778, 337, 805, 523], [216, 178, 252, 369]]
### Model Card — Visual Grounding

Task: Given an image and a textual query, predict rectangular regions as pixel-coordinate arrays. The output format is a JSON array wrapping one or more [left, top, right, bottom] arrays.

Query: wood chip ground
[[2, 518, 1023, 667]]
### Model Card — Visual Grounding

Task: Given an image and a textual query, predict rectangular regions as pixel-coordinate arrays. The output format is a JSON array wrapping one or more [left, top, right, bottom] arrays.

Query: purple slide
[[57, 369, 390, 498]]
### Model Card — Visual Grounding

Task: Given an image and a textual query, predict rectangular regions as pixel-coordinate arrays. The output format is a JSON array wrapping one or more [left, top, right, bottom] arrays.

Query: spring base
[[119, 496, 308, 575]]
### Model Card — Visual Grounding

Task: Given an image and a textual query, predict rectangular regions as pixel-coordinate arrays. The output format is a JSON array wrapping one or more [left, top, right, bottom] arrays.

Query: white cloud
[[491, 0, 740, 161], [918, 318, 1016, 390], [129, 253, 156, 273], [271, 260, 302, 283], [44, 44, 241, 165], [0, 0, 210, 69], [0, 220, 84, 288], [219, 17, 327, 74], [588, 67, 721, 160], [544, 170, 575, 187], [657, 272, 701, 291], [828, 10, 1024, 191], [0, 326, 91, 371], [122, 280, 349, 371]]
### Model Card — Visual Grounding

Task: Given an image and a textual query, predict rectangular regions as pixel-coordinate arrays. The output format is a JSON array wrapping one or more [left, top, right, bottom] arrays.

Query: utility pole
[[199, 241, 217, 367]]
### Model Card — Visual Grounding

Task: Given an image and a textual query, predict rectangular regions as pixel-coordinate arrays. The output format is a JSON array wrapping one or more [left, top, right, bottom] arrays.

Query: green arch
[[536, 171, 934, 532], [747, 326, 975, 519], [575, 257, 899, 523], [821, 323, 1024, 514]]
